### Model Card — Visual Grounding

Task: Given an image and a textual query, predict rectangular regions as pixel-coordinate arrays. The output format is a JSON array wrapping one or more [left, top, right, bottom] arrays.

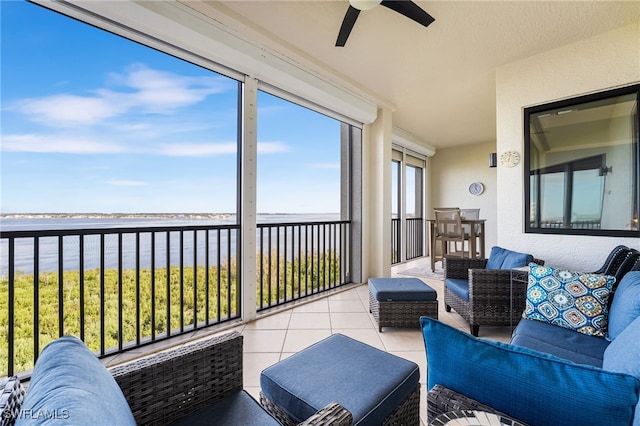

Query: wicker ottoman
[[369, 277, 438, 332], [260, 333, 420, 425]]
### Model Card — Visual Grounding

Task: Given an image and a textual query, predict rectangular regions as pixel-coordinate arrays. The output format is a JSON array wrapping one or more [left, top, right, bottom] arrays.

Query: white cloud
[[1, 134, 125, 154], [106, 180, 149, 187], [158, 142, 237, 156], [257, 141, 289, 154], [9, 63, 232, 127]]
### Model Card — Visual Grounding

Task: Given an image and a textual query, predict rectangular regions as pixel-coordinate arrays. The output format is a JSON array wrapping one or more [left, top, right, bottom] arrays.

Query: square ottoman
[[260, 334, 420, 426], [369, 277, 438, 332]]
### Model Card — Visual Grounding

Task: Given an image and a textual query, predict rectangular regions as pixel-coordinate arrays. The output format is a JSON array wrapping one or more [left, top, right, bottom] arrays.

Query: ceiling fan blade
[[336, 5, 361, 47], [381, 0, 435, 27]]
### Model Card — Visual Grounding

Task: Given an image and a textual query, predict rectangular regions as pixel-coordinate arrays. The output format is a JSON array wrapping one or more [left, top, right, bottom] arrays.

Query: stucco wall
[[495, 21, 640, 270], [429, 141, 498, 254]]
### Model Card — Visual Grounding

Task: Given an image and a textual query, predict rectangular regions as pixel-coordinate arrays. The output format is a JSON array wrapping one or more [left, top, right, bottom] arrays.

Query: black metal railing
[[0, 224, 241, 376], [406, 218, 424, 260], [256, 220, 351, 310], [0, 219, 352, 376], [391, 218, 401, 264], [391, 218, 424, 264]]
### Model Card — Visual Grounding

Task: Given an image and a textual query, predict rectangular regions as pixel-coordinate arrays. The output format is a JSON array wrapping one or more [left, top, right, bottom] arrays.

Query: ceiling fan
[[336, 0, 435, 47]]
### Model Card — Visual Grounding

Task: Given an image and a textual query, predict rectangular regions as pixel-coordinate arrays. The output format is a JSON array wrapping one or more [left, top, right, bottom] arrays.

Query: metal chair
[[433, 208, 466, 260]]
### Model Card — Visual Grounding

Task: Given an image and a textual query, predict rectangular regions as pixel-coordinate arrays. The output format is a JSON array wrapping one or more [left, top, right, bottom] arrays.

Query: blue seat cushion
[[16, 336, 135, 426], [608, 271, 640, 340], [444, 278, 469, 301], [485, 246, 533, 270], [368, 278, 437, 301], [511, 318, 609, 367], [421, 316, 640, 426], [260, 333, 419, 425], [170, 391, 280, 426]]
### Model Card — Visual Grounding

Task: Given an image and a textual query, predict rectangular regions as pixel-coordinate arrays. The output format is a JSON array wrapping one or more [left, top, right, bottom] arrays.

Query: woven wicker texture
[[369, 290, 438, 332], [0, 376, 24, 426], [261, 383, 420, 426], [443, 257, 544, 336], [426, 384, 526, 424], [111, 332, 244, 425]]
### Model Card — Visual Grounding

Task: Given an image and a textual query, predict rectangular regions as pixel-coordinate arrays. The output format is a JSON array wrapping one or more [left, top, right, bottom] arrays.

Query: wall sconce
[[489, 153, 497, 168]]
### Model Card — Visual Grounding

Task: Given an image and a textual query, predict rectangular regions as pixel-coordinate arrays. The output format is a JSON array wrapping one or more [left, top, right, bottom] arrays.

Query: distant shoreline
[[0, 212, 235, 220], [0, 212, 328, 220]]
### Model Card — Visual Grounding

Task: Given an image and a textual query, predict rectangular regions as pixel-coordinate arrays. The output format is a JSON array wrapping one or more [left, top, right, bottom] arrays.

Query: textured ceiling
[[182, 1, 640, 149]]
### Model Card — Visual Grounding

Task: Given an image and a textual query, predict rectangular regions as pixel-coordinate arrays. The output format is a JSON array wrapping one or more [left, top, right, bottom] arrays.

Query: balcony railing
[[257, 220, 351, 310], [391, 217, 424, 264], [0, 219, 351, 376]]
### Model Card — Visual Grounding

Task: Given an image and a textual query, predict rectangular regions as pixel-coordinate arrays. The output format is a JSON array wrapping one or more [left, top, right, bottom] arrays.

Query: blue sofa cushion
[[485, 246, 533, 270], [421, 316, 640, 426], [511, 318, 609, 367], [260, 333, 419, 425], [608, 271, 640, 340], [444, 278, 469, 301], [16, 336, 135, 426], [170, 390, 280, 426], [368, 277, 437, 301], [523, 263, 614, 338], [604, 315, 640, 425]]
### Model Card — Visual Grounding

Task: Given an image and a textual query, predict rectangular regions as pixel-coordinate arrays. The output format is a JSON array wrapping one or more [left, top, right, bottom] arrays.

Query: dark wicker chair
[[1, 332, 352, 426], [591, 245, 639, 282], [110, 331, 352, 426], [443, 256, 544, 337]]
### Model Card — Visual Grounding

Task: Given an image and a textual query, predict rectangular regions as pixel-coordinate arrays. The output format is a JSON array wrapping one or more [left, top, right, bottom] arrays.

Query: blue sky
[[1, 1, 341, 214]]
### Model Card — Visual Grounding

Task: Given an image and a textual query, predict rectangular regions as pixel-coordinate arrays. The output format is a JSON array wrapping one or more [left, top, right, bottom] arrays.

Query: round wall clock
[[468, 182, 484, 196], [500, 150, 520, 167]]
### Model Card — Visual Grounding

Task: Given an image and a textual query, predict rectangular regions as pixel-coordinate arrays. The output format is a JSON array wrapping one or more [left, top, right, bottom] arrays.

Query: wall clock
[[500, 150, 520, 167], [468, 182, 484, 196]]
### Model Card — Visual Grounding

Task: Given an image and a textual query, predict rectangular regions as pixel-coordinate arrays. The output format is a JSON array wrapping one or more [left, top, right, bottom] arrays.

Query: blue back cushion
[[609, 271, 640, 340], [485, 246, 533, 270], [16, 336, 135, 426], [604, 316, 640, 424], [420, 316, 640, 426]]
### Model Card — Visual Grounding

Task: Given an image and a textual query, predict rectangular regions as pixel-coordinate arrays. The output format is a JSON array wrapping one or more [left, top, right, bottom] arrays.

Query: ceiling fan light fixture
[[349, 0, 381, 11]]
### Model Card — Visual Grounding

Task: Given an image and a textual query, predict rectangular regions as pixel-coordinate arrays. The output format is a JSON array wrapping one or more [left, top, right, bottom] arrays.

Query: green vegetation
[[0, 252, 342, 374]]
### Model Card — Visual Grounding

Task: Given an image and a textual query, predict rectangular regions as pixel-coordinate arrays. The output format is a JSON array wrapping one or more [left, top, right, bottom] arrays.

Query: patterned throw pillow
[[523, 263, 615, 338]]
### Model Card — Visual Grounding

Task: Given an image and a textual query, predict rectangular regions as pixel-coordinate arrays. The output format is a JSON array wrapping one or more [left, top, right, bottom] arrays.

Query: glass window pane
[[525, 85, 639, 236]]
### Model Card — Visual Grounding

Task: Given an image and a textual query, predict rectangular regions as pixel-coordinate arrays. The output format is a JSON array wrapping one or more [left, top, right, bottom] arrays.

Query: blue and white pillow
[[523, 263, 615, 338]]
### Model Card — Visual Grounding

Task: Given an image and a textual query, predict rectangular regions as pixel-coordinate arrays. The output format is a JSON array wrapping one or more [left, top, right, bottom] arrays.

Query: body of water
[[0, 214, 341, 276]]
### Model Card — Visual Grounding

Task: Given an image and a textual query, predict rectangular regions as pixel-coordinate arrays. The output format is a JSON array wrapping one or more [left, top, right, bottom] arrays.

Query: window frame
[[524, 84, 640, 238]]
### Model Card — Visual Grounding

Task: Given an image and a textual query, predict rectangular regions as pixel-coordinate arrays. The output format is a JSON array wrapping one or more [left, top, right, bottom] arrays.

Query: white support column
[[362, 107, 393, 280], [241, 77, 258, 322]]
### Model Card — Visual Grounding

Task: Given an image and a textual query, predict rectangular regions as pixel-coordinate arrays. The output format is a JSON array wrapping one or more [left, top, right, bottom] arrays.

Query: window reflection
[[525, 85, 639, 236]]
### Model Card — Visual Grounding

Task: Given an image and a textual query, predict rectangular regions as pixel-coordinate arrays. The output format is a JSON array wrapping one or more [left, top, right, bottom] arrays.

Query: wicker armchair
[[110, 331, 352, 425], [1, 332, 352, 426], [443, 248, 544, 336]]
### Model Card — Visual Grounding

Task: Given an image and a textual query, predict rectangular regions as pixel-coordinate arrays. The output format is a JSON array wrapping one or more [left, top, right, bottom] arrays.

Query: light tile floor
[[101, 256, 513, 425], [235, 257, 513, 425]]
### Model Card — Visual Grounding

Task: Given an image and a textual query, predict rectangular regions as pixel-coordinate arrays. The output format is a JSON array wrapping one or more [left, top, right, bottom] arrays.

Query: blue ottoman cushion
[[170, 391, 280, 426], [260, 333, 419, 425], [369, 277, 437, 301], [16, 336, 135, 426]]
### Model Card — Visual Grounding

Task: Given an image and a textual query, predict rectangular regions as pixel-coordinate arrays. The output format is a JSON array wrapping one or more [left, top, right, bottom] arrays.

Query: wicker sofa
[[0, 332, 352, 426], [423, 264, 640, 426]]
